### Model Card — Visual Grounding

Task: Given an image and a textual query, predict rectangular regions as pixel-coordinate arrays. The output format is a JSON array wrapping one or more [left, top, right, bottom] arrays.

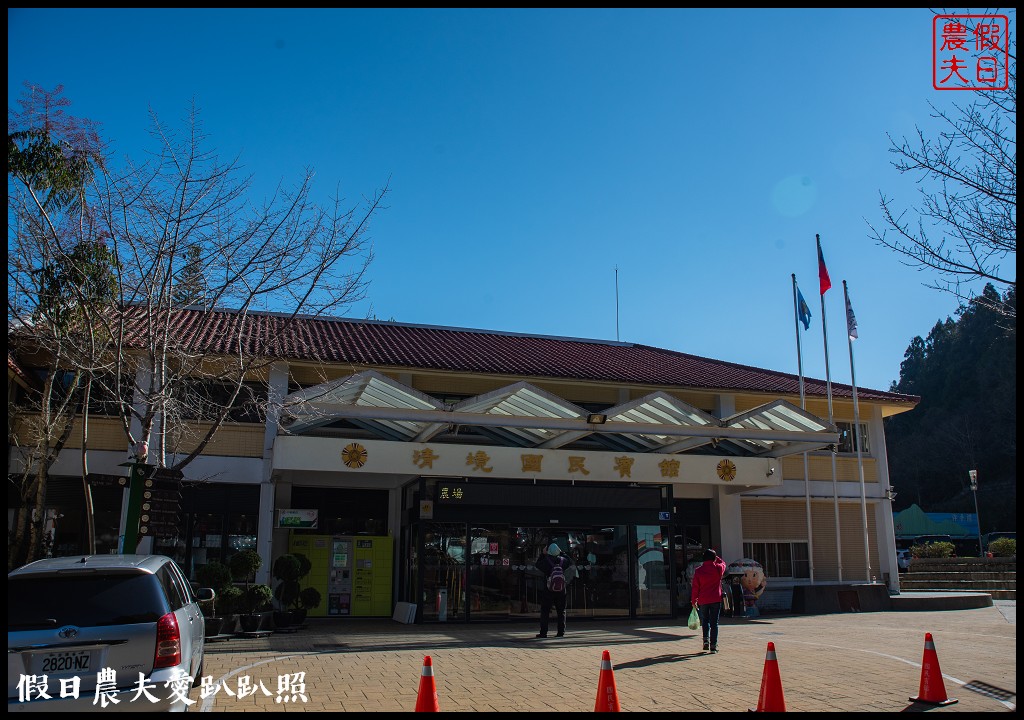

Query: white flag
[[846, 292, 859, 340]]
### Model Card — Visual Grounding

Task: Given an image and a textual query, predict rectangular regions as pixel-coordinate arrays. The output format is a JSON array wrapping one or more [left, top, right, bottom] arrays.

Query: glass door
[[635, 525, 672, 616], [466, 525, 514, 619], [421, 522, 466, 622]]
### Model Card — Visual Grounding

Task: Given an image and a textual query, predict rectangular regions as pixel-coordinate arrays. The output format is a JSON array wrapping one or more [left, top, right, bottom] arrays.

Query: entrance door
[[420, 523, 673, 621], [466, 525, 514, 619], [522, 527, 632, 619], [635, 525, 672, 617]]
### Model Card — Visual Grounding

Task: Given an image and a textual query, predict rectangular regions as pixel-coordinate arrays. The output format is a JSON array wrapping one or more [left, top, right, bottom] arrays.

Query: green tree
[[886, 284, 1016, 532], [171, 243, 208, 307], [8, 84, 114, 569]]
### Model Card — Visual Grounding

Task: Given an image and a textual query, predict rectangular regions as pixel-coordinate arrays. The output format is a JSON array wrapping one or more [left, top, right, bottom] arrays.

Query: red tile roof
[[120, 307, 917, 404], [8, 352, 35, 387]]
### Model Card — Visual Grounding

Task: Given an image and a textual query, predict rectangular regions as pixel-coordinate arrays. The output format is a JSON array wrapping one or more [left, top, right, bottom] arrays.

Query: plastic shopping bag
[[687, 604, 700, 630]]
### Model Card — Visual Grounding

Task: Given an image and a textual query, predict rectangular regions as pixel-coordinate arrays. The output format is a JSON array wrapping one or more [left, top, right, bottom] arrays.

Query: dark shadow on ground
[[613, 652, 705, 669]]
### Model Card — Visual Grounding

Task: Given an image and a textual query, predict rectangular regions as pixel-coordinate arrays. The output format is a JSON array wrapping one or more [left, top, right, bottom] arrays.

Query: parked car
[[896, 548, 911, 572], [8, 554, 213, 712]]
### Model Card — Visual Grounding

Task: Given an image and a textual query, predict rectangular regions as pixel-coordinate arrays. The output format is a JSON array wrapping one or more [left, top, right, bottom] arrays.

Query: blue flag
[[797, 287, 812, 331]]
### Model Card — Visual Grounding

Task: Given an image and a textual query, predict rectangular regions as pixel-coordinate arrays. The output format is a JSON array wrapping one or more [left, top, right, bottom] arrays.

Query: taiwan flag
[[817, 235, 832, 295]]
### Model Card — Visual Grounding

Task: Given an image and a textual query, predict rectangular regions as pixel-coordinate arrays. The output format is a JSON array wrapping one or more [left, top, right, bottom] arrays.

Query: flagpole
[[817, 234, 843, 583], [792, 274, 815, 583], [844, 280, 872, 583]]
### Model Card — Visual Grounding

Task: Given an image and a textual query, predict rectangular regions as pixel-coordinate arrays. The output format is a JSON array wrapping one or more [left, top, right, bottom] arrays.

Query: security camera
[[766, 467, 775, 477]]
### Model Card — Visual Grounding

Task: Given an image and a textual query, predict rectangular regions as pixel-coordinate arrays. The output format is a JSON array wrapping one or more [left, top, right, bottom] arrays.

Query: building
[[7, 308, 919, 621]]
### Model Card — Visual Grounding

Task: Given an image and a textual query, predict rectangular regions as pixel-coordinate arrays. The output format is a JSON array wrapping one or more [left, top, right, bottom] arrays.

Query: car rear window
[[9, 572, 170, 629]]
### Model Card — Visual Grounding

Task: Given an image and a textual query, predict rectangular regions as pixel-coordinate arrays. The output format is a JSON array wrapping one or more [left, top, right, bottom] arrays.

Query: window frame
[[836, 420, 870, 454], [742, 540, 810, 580]]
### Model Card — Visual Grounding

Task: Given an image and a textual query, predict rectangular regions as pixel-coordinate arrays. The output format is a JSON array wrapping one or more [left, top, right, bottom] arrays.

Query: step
[[896, 586, 1016, 601], [910, 559, 1016, 571], [899, 580, 1015, 592], [903, 571, 1017, 582]]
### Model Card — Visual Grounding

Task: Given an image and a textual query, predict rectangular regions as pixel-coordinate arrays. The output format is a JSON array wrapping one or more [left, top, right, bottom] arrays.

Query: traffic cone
[[749, 642, 786, 712], [414, 655, 440, 712], [909, 633, 958, 706], [594, 649, 621, 712]]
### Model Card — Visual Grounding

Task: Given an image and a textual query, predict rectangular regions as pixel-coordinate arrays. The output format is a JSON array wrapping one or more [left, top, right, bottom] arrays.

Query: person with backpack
[[690, 548, 727, 653], [535, 542, 575, 638]]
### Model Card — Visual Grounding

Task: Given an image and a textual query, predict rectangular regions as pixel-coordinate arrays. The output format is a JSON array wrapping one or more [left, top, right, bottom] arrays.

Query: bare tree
[[10, 87, 387, 561], [91, 101, 388, 481], [8, 83, 114, 568], [869, 11, 1016, 319]]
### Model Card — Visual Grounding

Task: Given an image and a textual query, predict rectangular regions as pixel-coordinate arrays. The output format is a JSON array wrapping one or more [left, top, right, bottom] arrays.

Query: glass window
[[743, 541, 810, 579], [9, 574, 169, 627], [837, 421, 870, 454], [157, 565, 186, 610]]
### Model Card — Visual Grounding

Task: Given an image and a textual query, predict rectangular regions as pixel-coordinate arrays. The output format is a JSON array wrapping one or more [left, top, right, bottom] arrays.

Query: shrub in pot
[[195, 561, 233, 636], [273, 553, 314, 625], [239, 585, 273, 632], [293, 586, 322, 625], [217, 585, 243, 634], [230, 549, 265, 630]]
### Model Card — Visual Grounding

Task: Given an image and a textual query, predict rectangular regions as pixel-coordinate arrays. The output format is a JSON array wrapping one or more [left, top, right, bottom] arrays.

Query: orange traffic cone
[[594, 650, 621, 712], [414, 655, 440, 712], [909, 633, 958, 706], [749, 641, 786, 712]]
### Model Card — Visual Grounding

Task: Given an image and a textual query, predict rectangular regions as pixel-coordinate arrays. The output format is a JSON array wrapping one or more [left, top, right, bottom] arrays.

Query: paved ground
[[190, 601, 1016, 712]]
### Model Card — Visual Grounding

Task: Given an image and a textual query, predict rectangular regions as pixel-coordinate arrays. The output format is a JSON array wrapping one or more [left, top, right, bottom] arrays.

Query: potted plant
[[217, 585, 243, 634], [195, 561, 232, 637], [273, 553, 315, 626], [272, 554, 301, 628], [229, 549, 265, 632], [243, 584, 273, 630], [295, 586, 323, 624]]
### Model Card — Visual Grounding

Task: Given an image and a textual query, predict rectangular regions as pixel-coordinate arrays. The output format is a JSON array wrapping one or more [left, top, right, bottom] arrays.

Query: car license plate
[[38, 650, 92, 674]]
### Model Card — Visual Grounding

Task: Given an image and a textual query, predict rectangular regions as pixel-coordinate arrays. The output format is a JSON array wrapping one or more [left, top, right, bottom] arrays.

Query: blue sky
[[8, 8, 1013, 394]]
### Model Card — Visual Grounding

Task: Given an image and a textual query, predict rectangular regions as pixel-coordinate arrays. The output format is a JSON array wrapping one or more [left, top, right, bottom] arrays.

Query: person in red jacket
[[690, 548, 727, 653]]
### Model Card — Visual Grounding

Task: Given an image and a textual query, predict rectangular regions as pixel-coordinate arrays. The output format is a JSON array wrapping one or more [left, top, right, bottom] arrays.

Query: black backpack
[[547, 557, 566, 592]]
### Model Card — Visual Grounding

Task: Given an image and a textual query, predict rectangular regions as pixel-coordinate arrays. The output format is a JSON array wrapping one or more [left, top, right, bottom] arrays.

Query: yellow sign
[[716, 459, 737, 482], [342, 443, 368, 468]]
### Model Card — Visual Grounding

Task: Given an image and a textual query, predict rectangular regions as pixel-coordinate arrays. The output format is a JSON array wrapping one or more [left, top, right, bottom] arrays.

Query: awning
[[280, 371, 838, 457]]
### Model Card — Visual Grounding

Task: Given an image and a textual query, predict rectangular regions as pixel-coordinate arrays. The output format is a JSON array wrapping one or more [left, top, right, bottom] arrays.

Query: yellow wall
[[741, 499, 880, 582], [165, 422, 264, 457], [781, 455, 878, 483]]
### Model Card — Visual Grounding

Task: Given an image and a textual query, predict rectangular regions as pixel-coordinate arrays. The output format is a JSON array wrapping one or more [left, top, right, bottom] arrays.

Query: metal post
[[120, 461, 153, 554], [969, 470, 982, 556]]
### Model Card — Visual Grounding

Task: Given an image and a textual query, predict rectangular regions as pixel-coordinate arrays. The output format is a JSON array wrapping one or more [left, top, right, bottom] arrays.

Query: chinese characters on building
[[419, 447, 695, 479]]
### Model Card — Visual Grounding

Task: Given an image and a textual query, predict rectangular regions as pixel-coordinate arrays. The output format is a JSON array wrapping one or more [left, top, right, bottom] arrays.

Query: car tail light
[[154, 612, 182, 668]]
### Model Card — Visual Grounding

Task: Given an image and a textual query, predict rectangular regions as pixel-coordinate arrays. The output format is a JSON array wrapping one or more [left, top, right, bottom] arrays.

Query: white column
[[714, 487, 744, 563], [714, 394, 736, 418], [257, 361, 289, 584], [871, 405, 900, 594]]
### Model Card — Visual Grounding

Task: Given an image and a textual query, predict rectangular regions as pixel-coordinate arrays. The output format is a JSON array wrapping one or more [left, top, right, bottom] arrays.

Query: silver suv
[[8, 554, 213, 712]]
